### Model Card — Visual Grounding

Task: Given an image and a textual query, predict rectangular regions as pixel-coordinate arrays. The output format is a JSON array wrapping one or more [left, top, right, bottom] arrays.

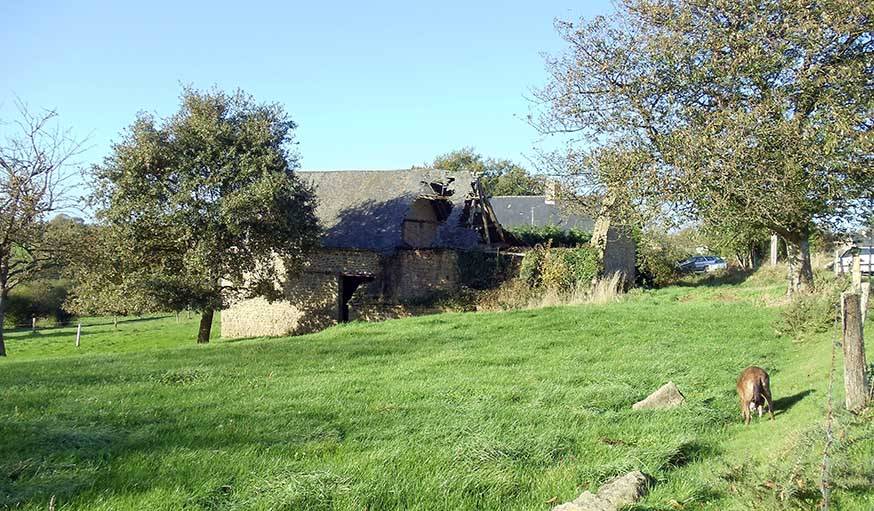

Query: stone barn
[[221, 169, 497, 339]]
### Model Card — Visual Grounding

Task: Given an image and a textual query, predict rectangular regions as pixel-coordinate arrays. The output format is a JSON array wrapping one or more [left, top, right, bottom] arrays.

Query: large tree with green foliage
[[535, 0, 873, 294], [0, 104, 82, 356], [92, 88, 320, 343], [430, 148, 545, 196]]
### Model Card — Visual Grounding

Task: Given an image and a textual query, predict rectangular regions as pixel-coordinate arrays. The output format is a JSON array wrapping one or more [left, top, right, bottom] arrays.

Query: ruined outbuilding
[[222, 169, 503, 339]]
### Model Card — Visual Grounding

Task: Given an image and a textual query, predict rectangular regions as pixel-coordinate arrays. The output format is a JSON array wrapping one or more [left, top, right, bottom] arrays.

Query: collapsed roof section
[[299, 169, 508, 254]]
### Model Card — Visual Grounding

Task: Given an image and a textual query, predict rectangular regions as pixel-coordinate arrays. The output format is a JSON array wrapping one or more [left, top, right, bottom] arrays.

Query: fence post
[[861, 282, 870, 324], [770, 234, 779, 266], [75, 322, 81, 347], [851, 249, 862, 292], [841, 292, 868, 412]]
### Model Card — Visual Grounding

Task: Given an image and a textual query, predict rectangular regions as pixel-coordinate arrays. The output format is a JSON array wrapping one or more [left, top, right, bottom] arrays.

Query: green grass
[[1, 313, 221, 361], [1, 271, 872, 510]]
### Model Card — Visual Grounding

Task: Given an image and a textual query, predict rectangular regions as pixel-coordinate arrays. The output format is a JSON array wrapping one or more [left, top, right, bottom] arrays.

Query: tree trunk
[[785, 235, 814, 295], [0, 291, 6, 357], [841, 292, 868, 412], [197, 309, 214, 344]]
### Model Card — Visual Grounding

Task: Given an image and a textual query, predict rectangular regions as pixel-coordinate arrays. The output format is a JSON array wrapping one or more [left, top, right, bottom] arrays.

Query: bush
[[3, 279, 74, 327], [457, 251, 520, 290], [777, 273, 847, 337], [520, 245, 600, 292], [508, 225, 591, 247], [635, 230, 690, 288]]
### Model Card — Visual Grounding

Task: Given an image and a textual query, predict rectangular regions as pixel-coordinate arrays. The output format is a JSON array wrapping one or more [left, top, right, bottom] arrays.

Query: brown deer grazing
[[736, 366, 775, 425]]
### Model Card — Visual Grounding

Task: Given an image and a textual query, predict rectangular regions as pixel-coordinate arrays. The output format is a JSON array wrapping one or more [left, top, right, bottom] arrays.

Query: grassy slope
[[0, 272, 871, 510]]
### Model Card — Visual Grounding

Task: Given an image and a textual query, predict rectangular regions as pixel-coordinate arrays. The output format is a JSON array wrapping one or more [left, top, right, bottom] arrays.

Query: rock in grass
[[551, 471, 650, 511], [632, 381, 685, 410]]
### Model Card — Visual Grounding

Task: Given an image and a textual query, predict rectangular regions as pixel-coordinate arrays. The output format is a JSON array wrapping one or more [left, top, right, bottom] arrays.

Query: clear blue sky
[[2, 0, 611, 174]]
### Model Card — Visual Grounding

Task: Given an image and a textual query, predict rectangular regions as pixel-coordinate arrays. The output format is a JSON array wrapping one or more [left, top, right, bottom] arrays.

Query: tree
[[64, 225, 159, 325], [430, 148, 545, 196], [91, 87, 320, 343], [0, 103, 82, 356], [535, 0, 873, 294]]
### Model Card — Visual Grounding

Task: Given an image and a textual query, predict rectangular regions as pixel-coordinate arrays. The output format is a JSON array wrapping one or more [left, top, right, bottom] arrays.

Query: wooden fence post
[[75, 322, 81, 347], [841, 292, 868, 412], [770, 234, 779, 266], [861, 282, 870, 324], [851, 249, 862, 292]]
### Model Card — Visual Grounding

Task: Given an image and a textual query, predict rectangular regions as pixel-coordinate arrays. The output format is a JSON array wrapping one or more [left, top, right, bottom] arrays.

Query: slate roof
[[299, 169, 482, 254], [489, 195, 594, 232]]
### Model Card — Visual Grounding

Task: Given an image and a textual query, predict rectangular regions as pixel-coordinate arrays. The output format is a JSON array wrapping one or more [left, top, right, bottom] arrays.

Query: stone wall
[[221, 247, 462, 339], [603, 226, 637, 285], [383, 249, 460, 302]]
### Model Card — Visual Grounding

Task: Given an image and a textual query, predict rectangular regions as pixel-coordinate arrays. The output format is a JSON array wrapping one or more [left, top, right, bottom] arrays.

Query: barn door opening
[[338, 275, 372, 322]]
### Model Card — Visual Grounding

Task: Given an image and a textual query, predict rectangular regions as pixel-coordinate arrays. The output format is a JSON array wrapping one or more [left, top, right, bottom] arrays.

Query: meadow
[[1, 269, 872, 510]]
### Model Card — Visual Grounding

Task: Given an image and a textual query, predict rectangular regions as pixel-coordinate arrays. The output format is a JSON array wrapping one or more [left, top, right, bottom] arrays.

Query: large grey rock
[[551, 471, 651, 511], [632, 381, 685, 410]]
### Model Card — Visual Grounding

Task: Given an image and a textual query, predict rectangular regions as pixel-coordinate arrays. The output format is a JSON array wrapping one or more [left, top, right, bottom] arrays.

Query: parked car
[[837, 246, 873, 275], [678, 255, 727, 273]]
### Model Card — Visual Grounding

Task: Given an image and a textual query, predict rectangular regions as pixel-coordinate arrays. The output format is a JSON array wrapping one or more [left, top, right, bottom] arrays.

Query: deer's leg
[[763, 387, 775, 420]]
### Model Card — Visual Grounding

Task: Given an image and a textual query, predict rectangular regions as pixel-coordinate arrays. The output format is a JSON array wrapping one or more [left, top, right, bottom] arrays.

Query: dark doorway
[[338, 275, 373, 322]]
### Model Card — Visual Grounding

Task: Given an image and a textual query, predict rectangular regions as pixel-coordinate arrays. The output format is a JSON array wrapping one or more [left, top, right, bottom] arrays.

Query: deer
[[736, 366, 775, 425]]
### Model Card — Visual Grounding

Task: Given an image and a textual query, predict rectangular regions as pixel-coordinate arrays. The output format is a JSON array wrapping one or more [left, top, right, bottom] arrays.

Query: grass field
[[1, 269, 872, 510]]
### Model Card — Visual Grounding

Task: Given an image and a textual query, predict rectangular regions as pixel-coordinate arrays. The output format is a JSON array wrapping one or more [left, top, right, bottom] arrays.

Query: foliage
[[1, 277, 870, 509], [507, 225, 591, 248], [430, 147, 545, 196], [90, 87, 321, 342], [3, 279, 73, 327], [519, 248, 545, 288], [534, 0, 874, 294], [777, 273, 848, 337], [520, 245, 600, 291], [699, 219, 770, 270], [64, 225, 160, 319], [0, 104, 83, 355], [456, 250, 519, 290], [634, 229, 692, 288]]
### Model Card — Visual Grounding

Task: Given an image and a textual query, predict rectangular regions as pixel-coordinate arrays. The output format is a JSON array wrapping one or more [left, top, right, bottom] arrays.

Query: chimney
[[544, 179, 558, 205]]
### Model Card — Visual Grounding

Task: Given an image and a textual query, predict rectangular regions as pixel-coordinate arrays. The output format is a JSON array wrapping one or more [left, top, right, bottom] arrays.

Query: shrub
[[520, 245, 600, 292], [635, 230, 690, 288], [508, 225, 591, 247], [457, 251, 520, 290], [2, 279, 74, 327], [777, 273, 847, 337], [519, 248, 546, 288]]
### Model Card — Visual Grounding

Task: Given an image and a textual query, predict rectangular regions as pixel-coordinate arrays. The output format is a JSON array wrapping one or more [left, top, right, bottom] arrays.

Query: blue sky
[[1, 1, 611, 175]]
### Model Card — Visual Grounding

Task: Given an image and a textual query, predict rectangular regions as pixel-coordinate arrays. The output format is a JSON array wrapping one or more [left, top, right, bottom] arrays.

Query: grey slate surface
[[489, 195, 594, 232], [299, 169, 481, 254]]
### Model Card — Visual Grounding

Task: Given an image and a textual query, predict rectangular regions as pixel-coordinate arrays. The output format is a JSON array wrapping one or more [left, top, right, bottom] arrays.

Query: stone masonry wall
[[221, 248, 459, 339], [603, 226, 637, 285], [383, 249, 460, 302]]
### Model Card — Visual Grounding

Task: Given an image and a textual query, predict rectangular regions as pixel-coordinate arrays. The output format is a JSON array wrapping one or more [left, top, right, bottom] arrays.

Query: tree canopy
[[429, 148, 545, 196], [91, 87, 320, 343], [0, 104, 82, 355], [535, 0, 873, 293]]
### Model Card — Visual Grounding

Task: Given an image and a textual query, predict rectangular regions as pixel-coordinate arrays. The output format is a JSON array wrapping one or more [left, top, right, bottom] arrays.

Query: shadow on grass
[[674, 269, 756, 288], [0, 402, 344, 508], [773, 389, 814, 415], [7, 316, 173, 341], [666, 440, 722, 469]]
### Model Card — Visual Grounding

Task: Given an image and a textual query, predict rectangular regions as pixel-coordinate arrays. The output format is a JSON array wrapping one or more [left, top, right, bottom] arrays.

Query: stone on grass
[[632, 381, 685, 410], [551, 471, 651, 511]]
